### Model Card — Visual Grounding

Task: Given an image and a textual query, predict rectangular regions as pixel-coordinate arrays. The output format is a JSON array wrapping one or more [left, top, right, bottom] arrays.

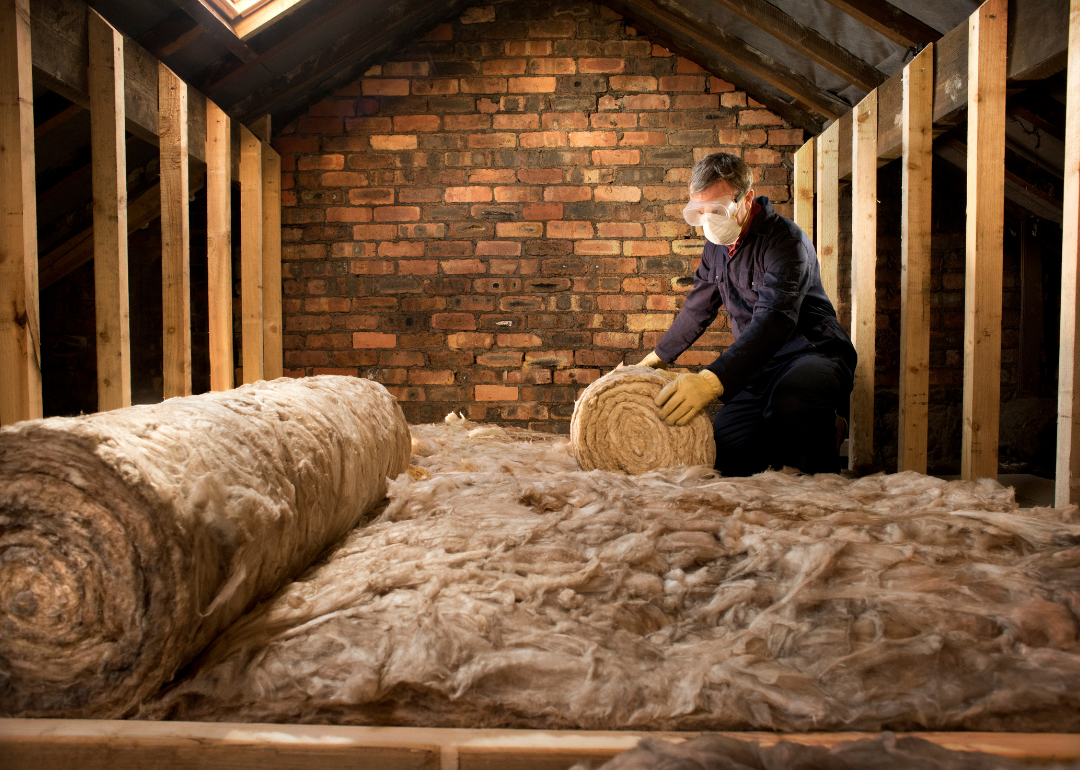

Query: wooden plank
[[849, 89, 877, 474], [897, 45, 934, 474], [793, 139, 814, 242], [249, 113, 271, 143], [262, 142, 283, 380], [1056, 0, 1080, 506], [207, 100, 233, 392], [233, 0, 317, 39], [240, 124, 264, 384], [160, 63, 192, 400], [2, 720, 1080, 769], [962, 0, 1007, 482], [170, 0, 258, 63], [817, 0, 941, 47], [815, 120, 839, 309], [0, 0, 42, 426], [88, 9, 131, 412], [707, 0, 886, 92]]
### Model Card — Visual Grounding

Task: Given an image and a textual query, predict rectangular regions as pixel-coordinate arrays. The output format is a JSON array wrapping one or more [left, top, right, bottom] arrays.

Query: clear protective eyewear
[[682, 197, 741, 227]]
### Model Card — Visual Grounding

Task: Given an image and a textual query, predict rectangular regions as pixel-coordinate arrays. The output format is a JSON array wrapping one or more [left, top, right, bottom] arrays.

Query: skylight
[[202, 0, 314, 39]]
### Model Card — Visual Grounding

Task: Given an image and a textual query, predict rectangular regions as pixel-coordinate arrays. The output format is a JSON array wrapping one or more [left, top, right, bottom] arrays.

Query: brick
[[273, 136, 319, 154], [494, 186, 540, 202], [506, 40, 552, 56], [644, 222, 688, 238], [379, 241, 425, 257], [398, 260, 439, 275], [412, 79, 460, 96], [445, 114, 491, 131], [460, 77, 507, 94], [493, 113, 540, 130], [674, 94, 719, 110], [591, 149, 640, 165], [297, 116, 343, 133], [598, 295, 643, 311], [555, 368, 601, 385], [508, 76, 557, 93], [591, 113, 638, 128], [475, 384, 519, 401], [739, 109, 783, 126], [528, 20, 575, 37], [349, 188, 395, 205], [619, 94, 669, 111], [399, 222, 447, 238], [353, 332, 396, 348], [624, 241, 671, 256], [519, 168, 563, 184], [647, 295, 681, 311], [476, 351, 525, 369], [520, 131, 567, 148], [468, 133, 517, 149], [497, 333, 543, 347], [361, 79, 409, 96], [525, 350, 574, 369], [710, 77, 735, 93], [609, 75, 657, 92], [373, 206, 421, 222], [426, 241, 474, 257], [286, 350, 331, 367], [431, 313, 476, 330], [446, 332, 494, 351], [445, 186, 493, 203], [528, 58, 576, 75], [352, 224, 399, 240], [326, 206, 372, 222], [593, 332, 640, 348], [677, 57, 706, 73], [569, 130, 617, 147], [544, 186, 591, 202], [319, 171, 369, 187], [490, 259, 520, 274], [370, 135, 417, 150], [384, 61, 430, 77], [483, 58, 527, 75], [469, 168, 517, 183], [659, 75, 706, 92], [745, 147, 782, 164], [594, 185, 641, 202], [573, 240, 621, 256], [298, 154, 344, 170], [409, 370, 455, 385], [547, 221, 593, 239], [522, 202, 563, 220], [626, 313, 674, 331], [721, 91, 747, 108], [393, 115, 441, 132], [618, 131, 666, 146], [441, 259, 485, 274], [345, 116, 392, 133], [286, 315, 331, 332], [497, 222, 544, 237], [348, 259, 394, 275], [769, 129, 804, 145], [283, 244, 328, 260]]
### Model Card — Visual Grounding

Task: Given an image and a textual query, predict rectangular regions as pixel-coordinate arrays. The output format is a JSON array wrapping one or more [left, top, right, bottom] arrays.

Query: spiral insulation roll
[[0, 375, 410, 718], [570, 366, 716, 474]]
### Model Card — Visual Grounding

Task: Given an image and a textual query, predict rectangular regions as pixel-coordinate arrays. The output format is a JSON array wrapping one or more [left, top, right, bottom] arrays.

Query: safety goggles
[[682, 197, 741, 227]]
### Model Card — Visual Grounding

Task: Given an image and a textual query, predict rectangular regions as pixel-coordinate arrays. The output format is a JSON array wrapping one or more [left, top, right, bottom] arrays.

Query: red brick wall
[[273, 0, 801, 429]]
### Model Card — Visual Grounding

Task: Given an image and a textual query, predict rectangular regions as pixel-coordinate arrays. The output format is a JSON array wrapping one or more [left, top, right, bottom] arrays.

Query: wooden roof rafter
[[818, 0, 943, 49]]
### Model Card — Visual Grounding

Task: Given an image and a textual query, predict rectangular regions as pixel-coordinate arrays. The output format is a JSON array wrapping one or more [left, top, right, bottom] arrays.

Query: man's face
[[687, 180, 753, 224]]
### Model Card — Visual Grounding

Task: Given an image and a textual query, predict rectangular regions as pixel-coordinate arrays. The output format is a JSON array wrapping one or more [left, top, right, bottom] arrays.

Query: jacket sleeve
[[653, 248, 724, 364], [705, 236, 811, 398]]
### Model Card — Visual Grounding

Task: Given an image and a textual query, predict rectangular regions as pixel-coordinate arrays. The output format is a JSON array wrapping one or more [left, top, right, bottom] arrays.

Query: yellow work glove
[[636, 350, 670, 370], [655, 370, 723, 426]]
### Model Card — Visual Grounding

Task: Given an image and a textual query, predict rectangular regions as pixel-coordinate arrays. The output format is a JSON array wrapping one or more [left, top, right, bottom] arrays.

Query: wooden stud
[[159, 63, 191, 400], [262, 143, 283, 380], [815, 120, 839, 309], [849, 89, 877, 474], [88, 10, 131, 413], [0, 0, 41, 426], [240, 124, 264, 385], [249, 113, 271, 143], [897, 44, 934, 474], [1056, 0, 1080, 505], [793, 140, 814, 243], [961, 0, 1007, 482], [206, 100, 233, 392]]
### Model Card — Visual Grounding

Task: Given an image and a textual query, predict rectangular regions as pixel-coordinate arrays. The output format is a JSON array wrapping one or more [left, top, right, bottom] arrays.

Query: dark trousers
[[713, 352, 853, 476]]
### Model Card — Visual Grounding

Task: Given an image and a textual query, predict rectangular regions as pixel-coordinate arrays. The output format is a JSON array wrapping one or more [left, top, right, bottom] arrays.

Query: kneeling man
[[641, 152, 857, 476]]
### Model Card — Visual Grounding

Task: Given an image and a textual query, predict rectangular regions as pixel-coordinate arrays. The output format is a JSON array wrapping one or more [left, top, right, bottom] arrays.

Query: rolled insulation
[[571, 366, 715, 473], [0, 375, 410, 718]]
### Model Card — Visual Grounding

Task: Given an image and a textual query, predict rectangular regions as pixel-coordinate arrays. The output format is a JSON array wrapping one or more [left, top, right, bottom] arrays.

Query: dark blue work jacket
[[654, 197, 856, 402]]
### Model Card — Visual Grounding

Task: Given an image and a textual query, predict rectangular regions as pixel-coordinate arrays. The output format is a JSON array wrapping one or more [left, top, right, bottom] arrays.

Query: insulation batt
[[571, 366, 715, 474], [143, 419, 1080, 732], [579, 733, 1080, 770], [0, 376, 410, 718]]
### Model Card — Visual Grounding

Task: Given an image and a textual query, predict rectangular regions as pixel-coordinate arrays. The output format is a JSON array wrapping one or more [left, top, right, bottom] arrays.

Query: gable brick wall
[[273, 0, 800, 430]]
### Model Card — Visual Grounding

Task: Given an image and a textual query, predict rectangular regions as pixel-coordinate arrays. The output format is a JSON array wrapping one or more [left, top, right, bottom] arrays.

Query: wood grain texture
[[793, 140, 814, 242], [1056, 0, 1080, 506], [240, 124, 264, 385], [815, 121, 839, 310], [961, 0, 1007, 482], [0, 0, 41, 426], [849, 90, 877, 474], [88, 10, 131, 413], [207, 101, 233, 392], [898, 45, 933, 474], [2, 720, 1079, 770], [262, 143, 283, 380], [159, 63, 191, 400]]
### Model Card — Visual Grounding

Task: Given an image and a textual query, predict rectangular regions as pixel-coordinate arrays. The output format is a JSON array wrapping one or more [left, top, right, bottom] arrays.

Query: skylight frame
[[199, 0, 315, 39]]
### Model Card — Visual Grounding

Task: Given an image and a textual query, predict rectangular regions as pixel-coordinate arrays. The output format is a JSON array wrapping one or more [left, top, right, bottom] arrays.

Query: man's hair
[[689, 152, 753, 199]]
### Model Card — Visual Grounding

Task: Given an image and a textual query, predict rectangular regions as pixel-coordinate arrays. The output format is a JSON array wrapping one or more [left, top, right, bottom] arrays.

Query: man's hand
[[636, 351, 670, 370], [655, 370, 723, 426]]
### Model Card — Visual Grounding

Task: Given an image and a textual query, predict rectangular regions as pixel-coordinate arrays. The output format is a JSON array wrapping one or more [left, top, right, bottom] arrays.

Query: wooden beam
[[793, 139, 814, 242], [962, 0, 1008, 482], [207, 100, 233, 392], [818, 0, 941, 48], [1056, 0, 1080, 506], [88, 9, 130, 412], [160, 63, 192, 400], [815, 120, 839, 309], [849, 89, 877, 474], [707, 0, 886, 92], [135, 10, 204, 61], [240, 124, 264, 384], [29, 0, 208, 164], [608, 0, 849, 120], [262, 142, 283, 380], [249, 113, 271, 143], [897, 45, 933, 474], [0, 0, 42, 426], [171, 0, 257, 63]]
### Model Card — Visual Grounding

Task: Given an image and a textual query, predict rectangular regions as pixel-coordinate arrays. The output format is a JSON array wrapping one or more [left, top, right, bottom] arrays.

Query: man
[[639, 152, 856, 476]]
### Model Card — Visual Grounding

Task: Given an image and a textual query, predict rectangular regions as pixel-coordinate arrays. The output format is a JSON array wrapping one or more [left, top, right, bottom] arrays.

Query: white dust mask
[[701, 212, 742, 246]]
